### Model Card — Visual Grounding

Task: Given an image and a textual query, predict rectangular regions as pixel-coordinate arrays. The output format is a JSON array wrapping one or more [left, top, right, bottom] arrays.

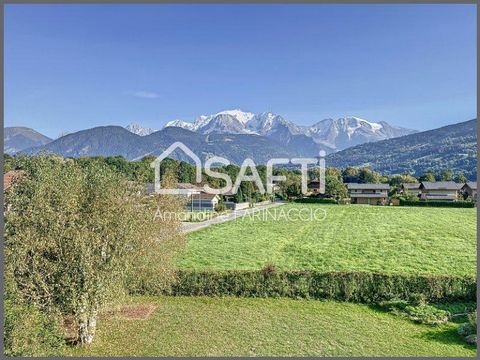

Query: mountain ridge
[[4, 126, 52, 154], [326, 119, 477, 180], [162, 109, 417, 152]]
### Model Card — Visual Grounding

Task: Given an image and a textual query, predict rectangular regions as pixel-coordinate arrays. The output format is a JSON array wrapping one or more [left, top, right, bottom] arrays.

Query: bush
[[294, 198, 337, 204], [402, 305, 450, 325], [399, 199, 475, 208], [458, 311, 477, 345], [4, 299, 65, 356], [170, 270, 476, 303], [381, 300, 449, 325]]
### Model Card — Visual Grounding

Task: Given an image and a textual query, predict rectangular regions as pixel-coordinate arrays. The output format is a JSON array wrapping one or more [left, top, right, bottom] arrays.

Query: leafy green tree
[[439, 169, 453, 181], [324, 176, 348, 200], [4, 156, 178, 345], [342, 167, 359, 183], [358, 167, 382, 184], [419, 170, 436, 182], [234, 187, 244, 203], [454, 172, 468, 184]]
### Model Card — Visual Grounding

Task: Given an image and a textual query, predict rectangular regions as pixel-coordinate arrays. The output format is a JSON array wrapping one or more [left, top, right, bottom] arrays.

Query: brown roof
[[4, 170, 25, 190]]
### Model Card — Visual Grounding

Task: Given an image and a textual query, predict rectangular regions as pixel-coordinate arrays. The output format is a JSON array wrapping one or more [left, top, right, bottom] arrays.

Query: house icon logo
[[150, 142, 202, 194]]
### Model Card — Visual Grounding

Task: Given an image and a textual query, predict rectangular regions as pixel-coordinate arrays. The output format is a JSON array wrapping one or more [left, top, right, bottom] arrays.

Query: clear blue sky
[[5, 4, 477, 138]]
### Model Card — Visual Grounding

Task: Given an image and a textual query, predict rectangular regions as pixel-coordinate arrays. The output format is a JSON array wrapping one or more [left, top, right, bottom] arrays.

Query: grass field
[[68, 296, 476, 357], [176, 204, 476, 276]]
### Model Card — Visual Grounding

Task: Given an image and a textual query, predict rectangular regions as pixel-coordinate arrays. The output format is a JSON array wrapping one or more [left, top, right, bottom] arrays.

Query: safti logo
[[150, 142, 326, 195]]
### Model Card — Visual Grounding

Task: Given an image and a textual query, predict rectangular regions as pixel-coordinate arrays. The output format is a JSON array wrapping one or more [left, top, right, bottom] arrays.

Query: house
[[419, 181, 463, 201], [400, 183, 421, 197], [461, 182, 477, 200], [4, 170, 25, 213], [187, 193, 219, 211], [307, 180, 322, 195], [145, 182, 202, 196], [4, 170, 25, 191], [347, 183, 390, 205]]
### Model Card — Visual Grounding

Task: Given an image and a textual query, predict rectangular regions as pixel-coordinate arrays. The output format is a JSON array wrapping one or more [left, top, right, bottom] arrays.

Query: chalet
[[419, 181, 463, 201], [461, 182, 477, 200], [347, 183, 390, 205], [400, 182, 421, 196], [307, 180, 322, 195], [144, 182, 203, 196], [187, 193, 219, 211]]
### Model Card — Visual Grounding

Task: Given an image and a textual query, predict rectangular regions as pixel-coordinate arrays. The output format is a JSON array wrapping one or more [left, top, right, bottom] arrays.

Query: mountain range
[[162, 109, 416, 153], [4, 111, 477, 179], [4, 127, 52, 154], [327, 118, 477, 180]]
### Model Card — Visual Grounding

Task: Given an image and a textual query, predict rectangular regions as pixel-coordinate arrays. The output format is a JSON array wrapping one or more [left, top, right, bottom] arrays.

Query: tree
[[4, 156, 175, 345], [389, 174, 418, 187], [454, 172, 468, 184], [234, 187, 244, 203], [324, 176, 348, 200], [358, 167, 382, 184], [439, 169, 453, 181], [419, 170, 436, 182], [342, 167, 359, 183]]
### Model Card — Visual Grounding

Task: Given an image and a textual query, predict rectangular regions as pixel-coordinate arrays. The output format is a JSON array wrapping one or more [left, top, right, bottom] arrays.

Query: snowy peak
[[216, 109, 255, 125], [125, 123, 156, 136], [161, 110, 417, 152], [308, 116, 416, 150], [164, 119, 195, 131]]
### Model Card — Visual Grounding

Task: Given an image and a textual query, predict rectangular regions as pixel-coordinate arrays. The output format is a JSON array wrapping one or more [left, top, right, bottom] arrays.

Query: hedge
[[294, 198, 337, 204], [400, 199, 475, 208], [170, 270, 476, 303]]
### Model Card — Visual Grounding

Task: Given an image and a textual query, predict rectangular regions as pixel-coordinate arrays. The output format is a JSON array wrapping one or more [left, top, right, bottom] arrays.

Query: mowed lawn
[[176, 204, 476, 276], [68, 296, 476, 357]]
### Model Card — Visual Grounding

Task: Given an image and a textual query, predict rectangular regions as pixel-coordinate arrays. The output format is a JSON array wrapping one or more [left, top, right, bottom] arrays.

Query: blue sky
[[5, 4, 477, 138]]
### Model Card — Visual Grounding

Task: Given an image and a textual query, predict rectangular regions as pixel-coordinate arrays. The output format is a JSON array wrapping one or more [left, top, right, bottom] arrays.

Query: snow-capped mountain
[[307, 117, 416, 150], [163, 110, 417, 152], [125, 123, 156, 136]]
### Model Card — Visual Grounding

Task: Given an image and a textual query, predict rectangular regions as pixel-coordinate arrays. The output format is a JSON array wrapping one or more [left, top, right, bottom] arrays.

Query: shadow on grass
[[367, 304, 475, 350], [417, 327, 475, 350]]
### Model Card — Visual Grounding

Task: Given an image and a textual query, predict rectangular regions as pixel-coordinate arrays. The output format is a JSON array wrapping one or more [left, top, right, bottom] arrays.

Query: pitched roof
[[401, 183, 420, 190], [4, 170, 25, 190], [177, 183, 204, 190], [347, 183, 390, 190], [462, 182, 477, 190], [420, 181, 463, 190], [188, 193, 219, 201]]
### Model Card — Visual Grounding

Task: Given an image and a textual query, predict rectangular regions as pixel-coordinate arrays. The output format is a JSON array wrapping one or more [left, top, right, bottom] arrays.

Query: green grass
[[68, 296, 476, 357], [176, 204, 476, 276]]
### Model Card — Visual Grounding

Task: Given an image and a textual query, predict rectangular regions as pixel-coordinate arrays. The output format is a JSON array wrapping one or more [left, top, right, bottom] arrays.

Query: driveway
[[181, 201, 287, 233]]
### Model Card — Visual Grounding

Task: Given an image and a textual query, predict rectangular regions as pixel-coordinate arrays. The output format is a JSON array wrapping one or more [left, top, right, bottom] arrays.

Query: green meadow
[[176, 204, 477, 276], [69, 296, 476, 357]]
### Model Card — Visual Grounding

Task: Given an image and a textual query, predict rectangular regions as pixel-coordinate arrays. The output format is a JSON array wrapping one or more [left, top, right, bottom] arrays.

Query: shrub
[[171, 270, 476, 303], [458, 311, 477, 345], [399, 199, 475, 208], [401, 305, 450, 325], [379, 297, 449, 325], [4, 279, 65, 357], [294, 198, 337, 204]]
